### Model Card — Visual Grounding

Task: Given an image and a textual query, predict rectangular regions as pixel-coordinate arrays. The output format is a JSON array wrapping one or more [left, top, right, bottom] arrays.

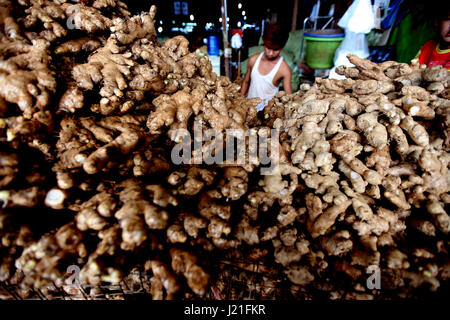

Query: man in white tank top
[[240, 23, 292, 111]]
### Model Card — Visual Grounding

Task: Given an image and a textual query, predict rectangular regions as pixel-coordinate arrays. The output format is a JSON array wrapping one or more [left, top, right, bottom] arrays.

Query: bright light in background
[[173, 22, 197, 34], [158, 27, 163, 33], [237, 21, 241, 27], [227, 17, 229, 21], [189, 14, 194, 21], [219, 17, 222, 22], [244, 16, 247, 20], [172, 20, 175, 24], [238, 3, 242, 9], [205, 22, 214, 30], [159, 20, 163, 24], [242, 11, 246, 16], [242, 23, 257, 30]]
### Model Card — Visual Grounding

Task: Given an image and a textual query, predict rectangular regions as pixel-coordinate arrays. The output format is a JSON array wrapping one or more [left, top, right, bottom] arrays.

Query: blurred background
[[122, 0, 441, 90]]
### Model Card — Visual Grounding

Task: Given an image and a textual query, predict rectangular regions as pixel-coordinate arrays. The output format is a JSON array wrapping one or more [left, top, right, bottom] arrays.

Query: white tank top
[[247, 52, 284, 111]]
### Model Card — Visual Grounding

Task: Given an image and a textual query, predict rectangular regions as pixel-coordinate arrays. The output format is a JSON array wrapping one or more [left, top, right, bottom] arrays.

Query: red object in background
[[231, 29, 243, 38], [418, 40, 450, 70], [299, 63, 313, 73]]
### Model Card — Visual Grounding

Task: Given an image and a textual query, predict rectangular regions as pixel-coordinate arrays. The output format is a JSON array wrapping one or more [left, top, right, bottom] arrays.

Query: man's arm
[[240, 55, 256, 96], [281, 64, 292, 94]]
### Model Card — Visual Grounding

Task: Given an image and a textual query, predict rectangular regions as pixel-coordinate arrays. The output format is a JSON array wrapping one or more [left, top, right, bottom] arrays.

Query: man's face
[[439, 17, 450, 44], [263, 43, 282, 61]]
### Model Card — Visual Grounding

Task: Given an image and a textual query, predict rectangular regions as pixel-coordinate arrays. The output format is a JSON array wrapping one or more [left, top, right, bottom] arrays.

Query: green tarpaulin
[[388, 3, 437, 63]]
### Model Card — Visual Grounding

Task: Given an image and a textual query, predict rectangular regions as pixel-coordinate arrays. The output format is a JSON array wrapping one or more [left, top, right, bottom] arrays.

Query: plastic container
[[303, 29, 345, 69], [207, 35, 220, 56]]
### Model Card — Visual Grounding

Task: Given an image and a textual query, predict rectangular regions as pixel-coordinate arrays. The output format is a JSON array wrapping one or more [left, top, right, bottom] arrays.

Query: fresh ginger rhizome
[[171, 120, 281, 175]]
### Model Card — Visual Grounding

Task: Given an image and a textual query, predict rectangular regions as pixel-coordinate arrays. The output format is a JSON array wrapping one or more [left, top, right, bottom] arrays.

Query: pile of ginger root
[[0, 0, 449, 300]]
